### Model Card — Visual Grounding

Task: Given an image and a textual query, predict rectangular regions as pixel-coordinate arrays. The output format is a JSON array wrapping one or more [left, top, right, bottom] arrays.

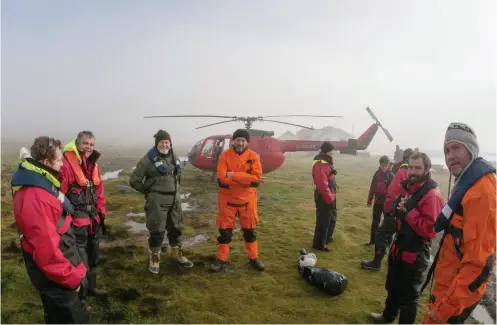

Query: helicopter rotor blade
[[261, 119, 315, 130], [195, 120, 238, 129], [365, 106, 393, 142], [143, 114, 236, 119], [261, 114, 343, 118]]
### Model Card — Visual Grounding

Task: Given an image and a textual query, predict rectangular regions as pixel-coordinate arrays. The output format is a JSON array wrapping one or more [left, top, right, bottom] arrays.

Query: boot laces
[[152, 251, 160, 263]]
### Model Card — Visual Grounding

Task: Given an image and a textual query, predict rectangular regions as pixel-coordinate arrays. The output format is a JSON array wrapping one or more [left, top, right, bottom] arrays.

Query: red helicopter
[[143, 107, 393, 174]]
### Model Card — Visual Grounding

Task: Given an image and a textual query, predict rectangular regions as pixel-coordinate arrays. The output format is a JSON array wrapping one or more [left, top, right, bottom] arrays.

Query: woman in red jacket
[[11, 137, 89, 324]]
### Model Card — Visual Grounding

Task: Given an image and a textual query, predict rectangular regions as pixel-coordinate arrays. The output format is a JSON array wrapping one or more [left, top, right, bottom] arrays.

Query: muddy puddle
[[124, 220, 209, 248], [102, 169, 123, 181]]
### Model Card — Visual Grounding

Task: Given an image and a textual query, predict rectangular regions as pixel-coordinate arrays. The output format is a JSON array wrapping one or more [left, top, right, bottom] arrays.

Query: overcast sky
[[2, 0, 496, 156]]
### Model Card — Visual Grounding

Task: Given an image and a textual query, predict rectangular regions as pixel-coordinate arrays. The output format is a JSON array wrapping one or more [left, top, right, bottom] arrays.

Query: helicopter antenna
[[142, 114, 344, 130]]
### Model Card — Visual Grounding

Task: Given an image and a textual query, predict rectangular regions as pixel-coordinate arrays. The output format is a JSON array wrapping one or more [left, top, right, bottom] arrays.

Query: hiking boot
[[87, 269, 107, 296], [249, 258, 265, 271], [367, 312, 388, 323], [148, 249, 161, 274], [360, 253, 383, 271], [210, 258, 226, 272], [313, 245, 331, 252], [170, 245, 194, 268]]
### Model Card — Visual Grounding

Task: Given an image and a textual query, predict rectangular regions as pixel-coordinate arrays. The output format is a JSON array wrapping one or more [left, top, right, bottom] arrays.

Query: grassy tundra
[[1, 148, 462, 323]]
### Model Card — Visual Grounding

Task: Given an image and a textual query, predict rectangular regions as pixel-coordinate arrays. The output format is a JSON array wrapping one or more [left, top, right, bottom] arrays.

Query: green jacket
[[129, 147, 181, 195]]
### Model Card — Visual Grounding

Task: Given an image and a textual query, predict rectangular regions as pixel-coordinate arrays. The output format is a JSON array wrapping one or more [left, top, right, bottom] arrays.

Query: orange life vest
[[64, 151, 102, 187]]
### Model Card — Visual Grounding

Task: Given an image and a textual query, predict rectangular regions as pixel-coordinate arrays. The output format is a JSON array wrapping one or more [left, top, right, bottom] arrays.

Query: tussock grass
[[1, 151, 452, 324]]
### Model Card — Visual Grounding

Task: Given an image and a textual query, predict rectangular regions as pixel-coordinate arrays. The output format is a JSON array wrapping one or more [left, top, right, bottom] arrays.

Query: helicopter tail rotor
[[366, 107, 393, 142]]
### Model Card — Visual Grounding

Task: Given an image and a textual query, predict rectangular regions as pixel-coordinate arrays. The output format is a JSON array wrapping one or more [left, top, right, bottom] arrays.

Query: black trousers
[[382, 250, 429, 324], [374, 214, 397, 256], [312, 193, 337, 250], [23, 251, 89, 324], [369, 203, 384, 244], [39, 285, 89, 324], [74, 220, 101, 289]]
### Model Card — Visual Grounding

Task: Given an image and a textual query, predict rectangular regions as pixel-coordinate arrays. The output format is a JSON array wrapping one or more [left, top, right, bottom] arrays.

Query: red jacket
[[13, 186, 87, 290], [367, 169, 394, 205], [383, 167, 409, 214], [400, 181, 445, 239], [60, 146, 106, 227], [312, 157, 336, 205]]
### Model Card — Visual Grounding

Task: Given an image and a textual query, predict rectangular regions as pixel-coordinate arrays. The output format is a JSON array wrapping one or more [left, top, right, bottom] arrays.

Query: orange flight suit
[[422, 173, 496, 324], [216, 147, 262, 262]]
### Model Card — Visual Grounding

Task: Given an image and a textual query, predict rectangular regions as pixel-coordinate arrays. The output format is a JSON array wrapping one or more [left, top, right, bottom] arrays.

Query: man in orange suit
[[211, 129, 264, 272]]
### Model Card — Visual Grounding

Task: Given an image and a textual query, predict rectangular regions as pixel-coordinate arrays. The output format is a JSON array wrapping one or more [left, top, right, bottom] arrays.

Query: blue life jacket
[[147, 147, 182, 176]]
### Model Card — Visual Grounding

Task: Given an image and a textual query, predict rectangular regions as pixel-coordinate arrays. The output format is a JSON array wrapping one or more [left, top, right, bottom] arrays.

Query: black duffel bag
[[302, 266, 348, 296]]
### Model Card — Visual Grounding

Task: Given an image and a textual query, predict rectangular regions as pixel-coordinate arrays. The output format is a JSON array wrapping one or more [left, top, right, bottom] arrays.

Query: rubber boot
[[87, 268, 107, 296], [170, 245, 194, 268], [367, 312, 389, 323], [148, 249, 161, 274], [210, 258, 226, 272], [249, 258, 265, 271], [360, 252, 383, 271]]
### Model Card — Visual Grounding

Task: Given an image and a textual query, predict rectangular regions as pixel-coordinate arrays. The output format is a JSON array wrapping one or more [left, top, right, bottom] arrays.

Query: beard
[[233, 144, 246, 153], [158, 147, 170, 155], [408, 173, 428, 184]]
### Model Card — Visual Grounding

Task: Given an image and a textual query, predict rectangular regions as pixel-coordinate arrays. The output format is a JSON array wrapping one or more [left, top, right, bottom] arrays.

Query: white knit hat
[[444, 122, 479, 159]]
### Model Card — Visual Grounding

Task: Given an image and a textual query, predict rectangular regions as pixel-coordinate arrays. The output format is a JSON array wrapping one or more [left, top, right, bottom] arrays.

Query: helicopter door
[[212, 139, 225, 163]]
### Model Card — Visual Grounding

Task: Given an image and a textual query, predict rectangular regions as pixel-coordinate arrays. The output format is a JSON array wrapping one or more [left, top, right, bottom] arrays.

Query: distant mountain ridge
[[278, 126, 354, 142]]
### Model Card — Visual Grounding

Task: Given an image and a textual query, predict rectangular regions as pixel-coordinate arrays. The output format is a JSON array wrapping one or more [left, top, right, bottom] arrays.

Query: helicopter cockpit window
[[190, 139, 204, 154], [201, 139, 214, 157]]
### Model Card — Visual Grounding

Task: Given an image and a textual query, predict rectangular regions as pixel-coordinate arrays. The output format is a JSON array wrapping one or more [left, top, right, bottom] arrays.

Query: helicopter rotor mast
[[142, 114, 344, 130]]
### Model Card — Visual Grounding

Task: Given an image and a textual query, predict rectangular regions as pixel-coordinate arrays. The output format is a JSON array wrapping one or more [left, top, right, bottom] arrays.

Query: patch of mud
[[124, 220, 210, 248], [125, 220, 148, 233], [2, 240, 21, 254], [161, 234, 209, 248], [139, 297, 160, 317], [115, 184, 136, 194], [127, 212, 146, 218], [111, 287, 141, 303]]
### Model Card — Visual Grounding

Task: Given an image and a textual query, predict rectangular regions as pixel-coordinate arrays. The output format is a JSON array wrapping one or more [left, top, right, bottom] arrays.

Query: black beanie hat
[[233, 129, 250, 143], [154, 129, 171, 146], [320, 141, 334, 153]]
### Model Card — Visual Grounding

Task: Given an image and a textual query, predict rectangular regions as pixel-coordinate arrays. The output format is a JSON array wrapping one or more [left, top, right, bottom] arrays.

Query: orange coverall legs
[[216, 193, 259, 261]]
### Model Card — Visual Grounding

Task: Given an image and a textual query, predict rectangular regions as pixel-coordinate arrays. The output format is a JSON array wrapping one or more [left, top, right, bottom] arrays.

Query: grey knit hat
[[444, 122, 479, 159]]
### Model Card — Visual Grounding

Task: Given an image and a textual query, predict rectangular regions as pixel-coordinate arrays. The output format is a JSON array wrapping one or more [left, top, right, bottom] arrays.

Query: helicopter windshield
[[189, 139, 204, 154]]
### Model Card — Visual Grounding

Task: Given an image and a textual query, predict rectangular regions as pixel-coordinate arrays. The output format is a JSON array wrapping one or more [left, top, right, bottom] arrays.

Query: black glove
[[331, 168, 338, 175], [78, 277, 88, 298], [395, 209, 407, 222], [100, 214, 107, 235]]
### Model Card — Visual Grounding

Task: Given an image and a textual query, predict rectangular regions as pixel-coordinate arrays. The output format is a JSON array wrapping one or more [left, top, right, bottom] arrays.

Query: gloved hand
[[99, 213, 107, 235], [331, 168, 337, 175], [77, 277, 88, 298]]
